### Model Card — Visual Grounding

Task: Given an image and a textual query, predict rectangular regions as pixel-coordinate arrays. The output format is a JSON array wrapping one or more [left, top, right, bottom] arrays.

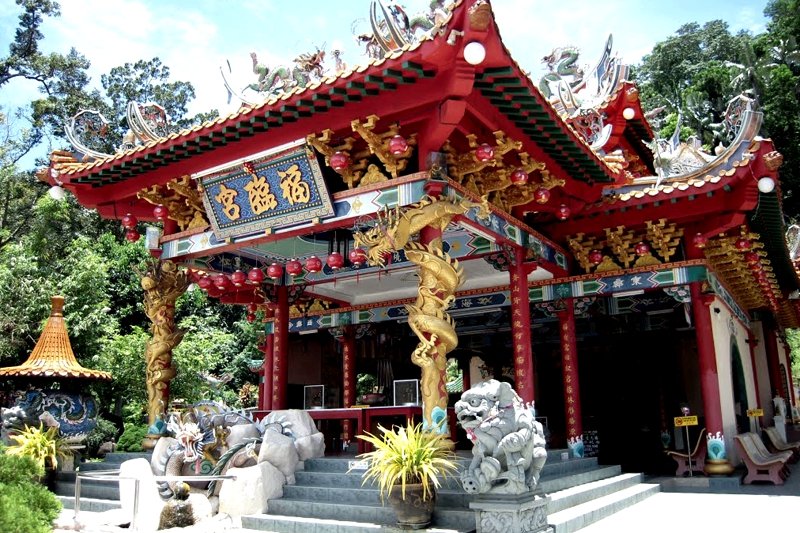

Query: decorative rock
[[268, 409, 326, 460], [159, 482, 195, 530], [294, 432, 325, 461], [218, 461, 285, 515], [227, 424, 261, 448], [97, 440, 116, 457], [258, 428, 300, 484], [120, 458, 165, 531], [187, 493, 213, 522]]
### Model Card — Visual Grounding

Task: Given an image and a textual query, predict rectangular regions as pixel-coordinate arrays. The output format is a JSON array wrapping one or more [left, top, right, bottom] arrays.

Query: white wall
[[750, 321, 774, 423]]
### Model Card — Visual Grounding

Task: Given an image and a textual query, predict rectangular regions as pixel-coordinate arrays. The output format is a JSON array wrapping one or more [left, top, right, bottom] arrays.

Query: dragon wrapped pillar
[[139, 259, 189, 428]]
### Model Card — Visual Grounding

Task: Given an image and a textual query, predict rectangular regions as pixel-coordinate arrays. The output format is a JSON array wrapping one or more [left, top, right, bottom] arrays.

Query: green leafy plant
[[84, 417, 119, 458], [116, 424, 148, 452], [0, 451, 61, 533], [6, 423, 72, 471], [356, 422, 458, 502]]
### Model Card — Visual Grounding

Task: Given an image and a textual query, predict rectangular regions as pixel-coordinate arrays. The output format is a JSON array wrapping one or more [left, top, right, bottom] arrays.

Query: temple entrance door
[[730, 337, 749, 432]]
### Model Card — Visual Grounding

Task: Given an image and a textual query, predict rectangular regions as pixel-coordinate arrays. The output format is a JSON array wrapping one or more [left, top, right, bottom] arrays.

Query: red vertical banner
[[340, 326, 356, 443], [559, 298, 582, 443], [510, 246, 534, 404], [272, 285, 289, 410], [258, 332, 274, 411]]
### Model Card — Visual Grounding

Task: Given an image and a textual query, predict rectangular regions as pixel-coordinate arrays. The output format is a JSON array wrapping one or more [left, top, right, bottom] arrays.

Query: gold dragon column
[[139, 259, 189, 430]]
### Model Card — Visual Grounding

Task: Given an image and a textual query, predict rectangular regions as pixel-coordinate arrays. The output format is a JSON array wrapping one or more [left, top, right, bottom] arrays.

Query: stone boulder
[[119, 458, 165, 531], [218, 461, 285, 516], [227, 423, 261, 447], [258, 428, 300, 484], [269, 409, 325, 460]]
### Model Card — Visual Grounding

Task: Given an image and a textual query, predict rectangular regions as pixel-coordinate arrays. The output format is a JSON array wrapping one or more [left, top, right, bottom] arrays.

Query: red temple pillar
[[510, 246, 534, 404], [339, 326, 356, 446], [258, 332, 274, 411], [272, 285, 290, 410], [558, 298, 583, 455], [747, 331, 761, 413], [690, 282, 733, 474]]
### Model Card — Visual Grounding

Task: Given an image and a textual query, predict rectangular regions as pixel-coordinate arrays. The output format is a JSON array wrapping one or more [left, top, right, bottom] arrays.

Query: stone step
[[57, 495, 122, 513], [547, 473, 643, 514], [539, 465, 622, 495], [283, 483, 471, 508], [547, 482, 661, 533], [242, 513, 468, 532]]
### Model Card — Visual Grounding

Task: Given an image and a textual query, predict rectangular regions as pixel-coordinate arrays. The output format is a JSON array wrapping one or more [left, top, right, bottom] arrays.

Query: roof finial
[[51, 295, 65, 317]]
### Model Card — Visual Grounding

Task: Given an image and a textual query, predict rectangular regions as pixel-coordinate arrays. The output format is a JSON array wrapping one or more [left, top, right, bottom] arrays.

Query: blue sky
[[0, 0, 769, 159]]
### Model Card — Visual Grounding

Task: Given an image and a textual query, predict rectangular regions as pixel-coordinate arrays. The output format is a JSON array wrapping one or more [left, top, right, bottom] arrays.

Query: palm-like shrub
[[356, 422, 458, 502], [6, 423, 72, 471]]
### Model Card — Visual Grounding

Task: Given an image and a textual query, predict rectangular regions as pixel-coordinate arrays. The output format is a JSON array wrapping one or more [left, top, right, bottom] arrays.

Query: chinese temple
[[43, 0, 797, 477]]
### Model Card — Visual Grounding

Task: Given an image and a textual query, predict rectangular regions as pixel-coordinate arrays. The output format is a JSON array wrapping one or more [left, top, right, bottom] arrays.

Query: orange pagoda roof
[[0, 296, 112, 380]]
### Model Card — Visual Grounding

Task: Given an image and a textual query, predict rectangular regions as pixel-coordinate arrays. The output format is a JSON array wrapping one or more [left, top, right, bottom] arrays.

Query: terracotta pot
[[387, 483, 435, 529]]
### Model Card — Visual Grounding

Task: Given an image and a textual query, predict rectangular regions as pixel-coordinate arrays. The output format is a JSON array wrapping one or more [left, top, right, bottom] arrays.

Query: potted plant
[[6, 423, 74, 489], [356, 422, 458, 529]]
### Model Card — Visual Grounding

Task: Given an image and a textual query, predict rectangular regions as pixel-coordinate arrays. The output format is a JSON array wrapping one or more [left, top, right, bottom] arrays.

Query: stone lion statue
[[455, 380, 547, 494]]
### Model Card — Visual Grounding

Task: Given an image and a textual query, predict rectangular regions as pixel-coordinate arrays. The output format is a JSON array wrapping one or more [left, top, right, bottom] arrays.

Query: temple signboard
[[200, 140, 334, 239]]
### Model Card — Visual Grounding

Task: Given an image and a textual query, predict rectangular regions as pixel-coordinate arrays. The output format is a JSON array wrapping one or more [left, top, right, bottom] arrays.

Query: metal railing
[[74, 470, 236, 531]]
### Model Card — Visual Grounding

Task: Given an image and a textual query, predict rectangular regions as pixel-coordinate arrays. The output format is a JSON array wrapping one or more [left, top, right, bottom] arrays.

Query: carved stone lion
[[455, 380, 547, 494]]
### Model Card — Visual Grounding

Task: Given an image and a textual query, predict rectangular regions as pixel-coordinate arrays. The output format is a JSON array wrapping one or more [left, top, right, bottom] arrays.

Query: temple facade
[[45, 0, 797, 475]]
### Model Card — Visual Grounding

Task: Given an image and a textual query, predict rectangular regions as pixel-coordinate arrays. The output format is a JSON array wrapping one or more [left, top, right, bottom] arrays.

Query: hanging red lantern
[[533, 187, 550, 204], [125, 229, 140, 242], [330, 151, 351, 172], [121, 213, 138, 229], [510, 168, 528, 186], [153, 204, 168, 221], [231, 270, 247, 286], [266, 262, 284, 280], [692, 232, 707, 249], [734, 237, 751, 251], [634, 241, 650, 256], [349, 247, 367, 266], [748, 261, 763, 271], [247, 302, 259, 313], [197, 276, 213, 290], [247, 267, 264, 284], [246, 313, 256, 323], [588, 249, 603, 265], [475, 143, 494, 162], [388, 134, 408, 156], [285, 259, 303, 277], [327, 251, 345, 270], [305, 255, 323, 273], [556, 204, 570, 220], [214, 274, 230, 290]]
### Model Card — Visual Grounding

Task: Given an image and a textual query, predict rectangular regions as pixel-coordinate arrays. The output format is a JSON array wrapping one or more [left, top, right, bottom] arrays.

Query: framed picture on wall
[[394, 379, 419, 406], [304, 385, 325, 409]]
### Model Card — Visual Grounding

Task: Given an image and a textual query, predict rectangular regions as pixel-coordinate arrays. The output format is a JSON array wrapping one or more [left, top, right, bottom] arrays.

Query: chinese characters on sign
[[200, 143, 334, 239]]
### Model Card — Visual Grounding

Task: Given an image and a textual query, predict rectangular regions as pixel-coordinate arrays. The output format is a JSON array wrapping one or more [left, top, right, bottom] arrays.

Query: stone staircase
[[241, 449, 660, 532], [53, 449, 660, 532]]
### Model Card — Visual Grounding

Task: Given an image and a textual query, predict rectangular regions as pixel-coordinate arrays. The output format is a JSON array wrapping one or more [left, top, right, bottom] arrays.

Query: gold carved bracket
[[137, 175, 209, 231], [306, 129, 368, 189], [350, 115, 417, 179]]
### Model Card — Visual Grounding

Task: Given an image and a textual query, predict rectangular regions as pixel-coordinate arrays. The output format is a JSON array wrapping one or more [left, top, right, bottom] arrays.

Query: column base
[[141, 434, 160, 451], [704, 459, 735, 476], [469, 493, 552, 533]]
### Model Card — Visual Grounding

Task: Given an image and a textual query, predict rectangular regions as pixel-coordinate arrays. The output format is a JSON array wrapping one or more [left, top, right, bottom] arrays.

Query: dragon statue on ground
[[353, 195, 489, 432], [455, 380, 547, 494]]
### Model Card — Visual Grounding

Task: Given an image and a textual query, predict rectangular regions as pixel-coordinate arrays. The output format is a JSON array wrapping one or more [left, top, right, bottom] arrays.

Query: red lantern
[[349, 247, 367, 266], [247, 303, 259, 313], [556, 204, 570, 220], [231, 270, 247, 286], [510, 168, 528, 186], [327, 251, 345, 270], [125, 229, 140, 242], [197, 276, 213, 290], [247, 267, 264, 284], [246, 313, 256, 323], [286, 259, 303, 277], [533, 187, 550, 204], [305, 255, 323, 273], [388, 134, 408, 156], [214, 274, 230, 290], [748, 261, 763, 271], [153, 204, 168, 221], [121, 213, 138, 229], [266, 262, 284, 280], [475, 143, 494, 162], [734, 237, 751, 251], [744, 251, 760, 264], [330, 151, 351, 172], [634, 241, 650, 256], [692, 232, 707, 249], [588, 249, 603, 265]]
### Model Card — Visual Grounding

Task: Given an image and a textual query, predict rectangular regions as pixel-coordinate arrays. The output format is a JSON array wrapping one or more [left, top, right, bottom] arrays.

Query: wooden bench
[[733, 433, 791, 485], [666, 428, 707, 476], [763, 426, 800, 462]]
